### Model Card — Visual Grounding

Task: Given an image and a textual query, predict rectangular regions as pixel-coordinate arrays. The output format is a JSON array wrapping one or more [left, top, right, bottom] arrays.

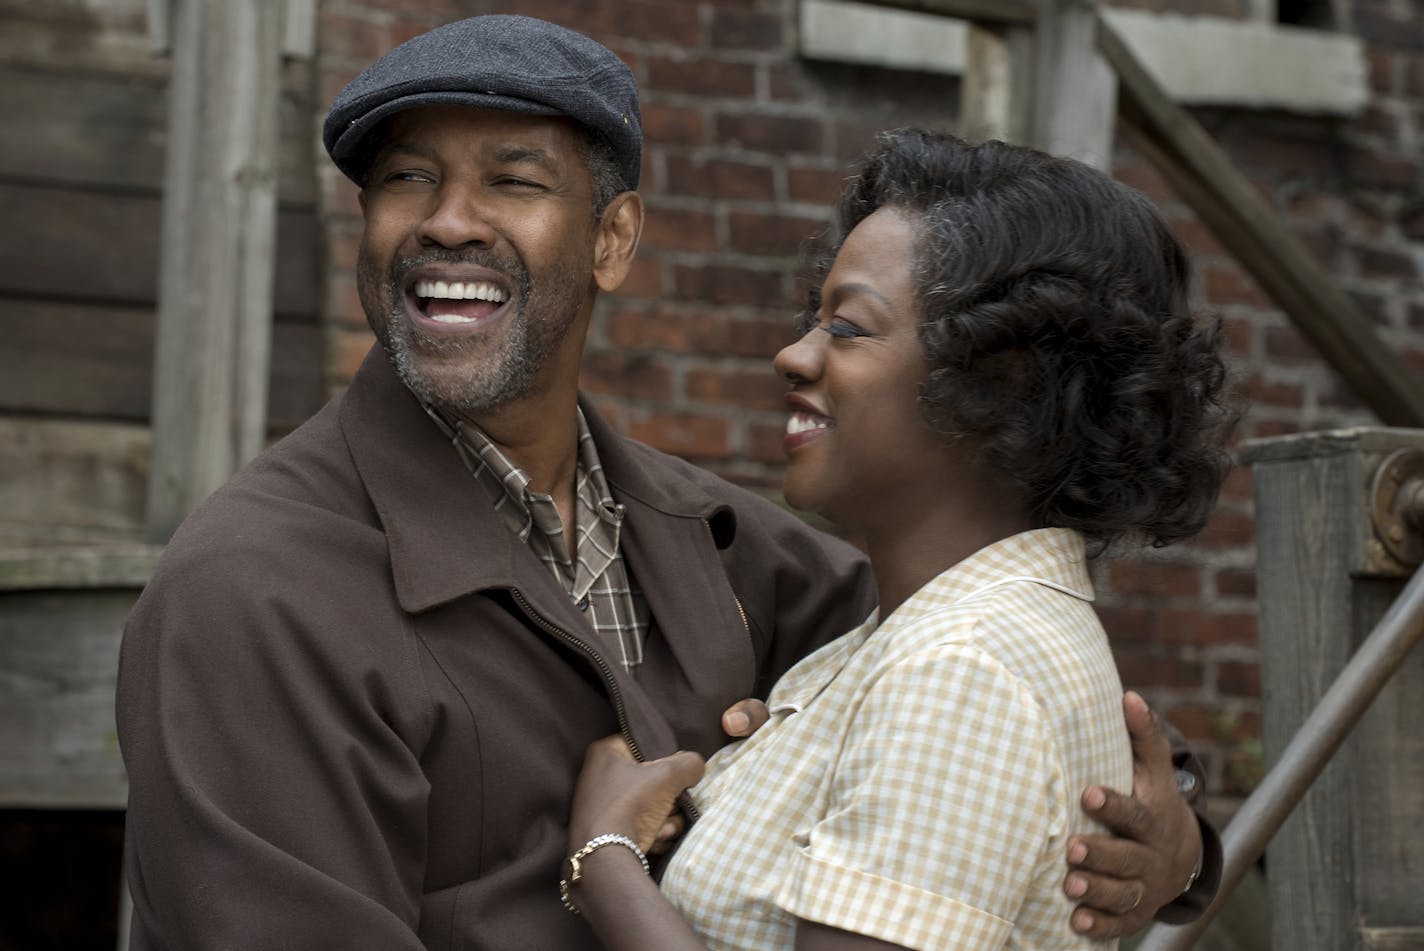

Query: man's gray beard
[[380, 301, 539, 413], [373, 265, 578, 415]]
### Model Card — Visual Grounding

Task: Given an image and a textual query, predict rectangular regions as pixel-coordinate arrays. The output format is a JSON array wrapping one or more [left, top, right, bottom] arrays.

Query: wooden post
[[144, 0, 284, 542], [960, 24, 1034, 145], [1030, 0, 1117, 170], [1240, 428, 1424, 950]]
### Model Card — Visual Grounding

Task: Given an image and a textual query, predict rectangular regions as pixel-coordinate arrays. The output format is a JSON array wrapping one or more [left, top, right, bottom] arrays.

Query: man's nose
[[416, 182, 497, 249]]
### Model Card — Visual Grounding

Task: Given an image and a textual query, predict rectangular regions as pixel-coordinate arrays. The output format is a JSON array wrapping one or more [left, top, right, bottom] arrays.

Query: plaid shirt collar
[[422, 404, 648, 670]]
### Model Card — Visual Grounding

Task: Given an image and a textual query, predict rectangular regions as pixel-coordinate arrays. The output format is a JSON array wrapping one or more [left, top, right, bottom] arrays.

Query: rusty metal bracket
[[1370, 449, 1424, 570]]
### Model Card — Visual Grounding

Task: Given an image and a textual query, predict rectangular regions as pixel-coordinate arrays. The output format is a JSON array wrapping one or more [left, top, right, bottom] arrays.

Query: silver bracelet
[[559, 833, 650, 915]]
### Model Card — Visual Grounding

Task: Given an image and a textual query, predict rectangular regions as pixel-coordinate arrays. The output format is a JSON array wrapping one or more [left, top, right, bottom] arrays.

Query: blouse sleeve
[[774, 642, 1064, 950]]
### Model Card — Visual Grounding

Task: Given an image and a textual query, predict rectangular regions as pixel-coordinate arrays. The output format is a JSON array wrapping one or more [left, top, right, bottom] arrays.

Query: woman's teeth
[[787, 412, 832, 435]]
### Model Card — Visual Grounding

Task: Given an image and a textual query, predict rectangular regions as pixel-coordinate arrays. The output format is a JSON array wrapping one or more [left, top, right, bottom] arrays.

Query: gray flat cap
[[323, 15, 642, 190]]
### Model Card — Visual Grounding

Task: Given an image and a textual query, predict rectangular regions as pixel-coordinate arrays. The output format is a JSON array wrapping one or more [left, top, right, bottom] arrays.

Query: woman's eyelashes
[[793, 312, 872, 340], [823, 318, 870, 339]]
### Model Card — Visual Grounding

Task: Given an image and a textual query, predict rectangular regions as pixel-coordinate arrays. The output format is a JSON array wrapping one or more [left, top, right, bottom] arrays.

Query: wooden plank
[[852, 0, 1036, 28], [1250, 445, 1360, 951], [1098, 15, 1424, 427], [0, 64, 317, 202], [1362, 929, 1424, 951], [0, 182, 318, 315], [0, 299, 325, 426], [0, 587, 134, 809], [0, 0, 163, 79], [0, 418, 151, 541], [0, 541, 161, 590], [1354, 577, 1424, 927]]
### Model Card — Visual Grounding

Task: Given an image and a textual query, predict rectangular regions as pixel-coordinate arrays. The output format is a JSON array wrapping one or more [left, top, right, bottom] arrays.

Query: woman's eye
[[792, 314, 870, 340], [825, 319, 868, 339]]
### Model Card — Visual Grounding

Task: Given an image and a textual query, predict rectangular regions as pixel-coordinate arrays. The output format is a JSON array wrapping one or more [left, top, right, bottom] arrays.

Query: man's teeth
[[414, 279, 509, 303], [787, 412, 832, 435]]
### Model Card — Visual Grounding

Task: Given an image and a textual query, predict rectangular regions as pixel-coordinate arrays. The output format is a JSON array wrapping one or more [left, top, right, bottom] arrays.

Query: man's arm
[[117, 545, 432, 950], [1063, 691, 1222, 938]]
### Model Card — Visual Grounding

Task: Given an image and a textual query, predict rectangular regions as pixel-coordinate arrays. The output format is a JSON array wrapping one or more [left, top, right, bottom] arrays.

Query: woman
[[563, 130, 1233, 950]]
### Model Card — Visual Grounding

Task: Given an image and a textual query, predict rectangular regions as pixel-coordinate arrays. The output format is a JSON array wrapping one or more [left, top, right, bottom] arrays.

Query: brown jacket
[[117, 347, 878, 950]]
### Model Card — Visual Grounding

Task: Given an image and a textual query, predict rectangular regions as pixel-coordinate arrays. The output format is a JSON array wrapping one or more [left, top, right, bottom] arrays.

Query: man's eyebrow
[[491, 145, 560, 171], [372, 139, 436, 165]]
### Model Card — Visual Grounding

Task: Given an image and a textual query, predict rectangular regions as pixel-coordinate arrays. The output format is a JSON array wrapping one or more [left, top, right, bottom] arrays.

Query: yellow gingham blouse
[[660, 528, 1133, 950]]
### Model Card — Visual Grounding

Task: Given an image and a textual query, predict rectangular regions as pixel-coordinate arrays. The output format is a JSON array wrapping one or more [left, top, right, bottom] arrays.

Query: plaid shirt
[[660, 528, 1133, 950], [425, 406, 650, 672]]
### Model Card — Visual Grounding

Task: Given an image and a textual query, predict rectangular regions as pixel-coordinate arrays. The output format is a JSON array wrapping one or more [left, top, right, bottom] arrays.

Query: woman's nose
[[774, 329, 824, 384]]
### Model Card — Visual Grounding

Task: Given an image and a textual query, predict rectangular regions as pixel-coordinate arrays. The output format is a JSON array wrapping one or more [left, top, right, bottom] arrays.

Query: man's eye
[[380, 170, 434, 185]]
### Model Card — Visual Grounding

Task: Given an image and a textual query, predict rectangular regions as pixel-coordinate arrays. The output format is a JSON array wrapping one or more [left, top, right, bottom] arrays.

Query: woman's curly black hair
[[806, 129, 1235, 551]]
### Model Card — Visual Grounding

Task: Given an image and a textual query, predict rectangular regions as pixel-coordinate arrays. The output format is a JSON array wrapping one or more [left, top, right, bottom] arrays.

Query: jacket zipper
[[512, 587, 703, 824], [705, 519, 752, 642], [510, 587, 643, 763]]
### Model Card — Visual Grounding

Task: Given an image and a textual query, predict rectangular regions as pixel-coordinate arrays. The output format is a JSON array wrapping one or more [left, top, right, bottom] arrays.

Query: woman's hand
[[570, 736, 706, 854]]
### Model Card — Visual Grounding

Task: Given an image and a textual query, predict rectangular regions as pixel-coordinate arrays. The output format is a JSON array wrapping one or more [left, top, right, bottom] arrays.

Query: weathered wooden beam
[[1031, 0, 1117, 169], [0, 64, 319, 202], [850, 0, 1036, 28], [959, 24, 1034, 144], [1098, 16, 1424, 427], [146, 0, 285, 542], [0, 586, 136, 809], [0, 301, 324, 427]]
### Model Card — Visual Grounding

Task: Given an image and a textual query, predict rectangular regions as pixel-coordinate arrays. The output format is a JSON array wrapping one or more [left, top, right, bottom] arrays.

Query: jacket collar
[[339, 346, 737, 613], [578, 396, 737, 540]]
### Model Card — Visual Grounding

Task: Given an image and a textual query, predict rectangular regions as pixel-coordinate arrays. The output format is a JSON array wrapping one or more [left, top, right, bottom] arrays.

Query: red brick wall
[[314, 0, 1424, 813]]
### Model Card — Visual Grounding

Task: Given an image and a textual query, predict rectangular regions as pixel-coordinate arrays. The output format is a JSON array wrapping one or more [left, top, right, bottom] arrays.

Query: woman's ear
[[593, 191, 645, 293]]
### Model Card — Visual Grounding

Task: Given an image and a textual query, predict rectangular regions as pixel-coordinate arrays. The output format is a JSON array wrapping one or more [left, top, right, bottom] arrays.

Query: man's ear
[[593, 191, 644, 293]]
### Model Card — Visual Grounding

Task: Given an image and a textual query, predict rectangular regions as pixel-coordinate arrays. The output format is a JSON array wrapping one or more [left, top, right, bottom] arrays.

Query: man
[[118, 15, 1217, 950]]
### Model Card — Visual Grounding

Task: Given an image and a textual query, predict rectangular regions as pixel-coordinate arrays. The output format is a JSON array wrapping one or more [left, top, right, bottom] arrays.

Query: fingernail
[[1068, 842, 1087, 864], [1073, 911, 1093, 933], [1084, 788, 1106, 810], [1066, 876, 1087, 898], [725, 712, 749, 733]]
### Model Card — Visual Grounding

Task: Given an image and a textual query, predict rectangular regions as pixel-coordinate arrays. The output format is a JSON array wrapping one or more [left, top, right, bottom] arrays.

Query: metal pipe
[[1136, 562, 1424, 950]]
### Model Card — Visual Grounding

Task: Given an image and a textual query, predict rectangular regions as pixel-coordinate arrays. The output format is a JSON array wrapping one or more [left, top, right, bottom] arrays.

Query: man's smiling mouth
[[414, 279, 510, 324]]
